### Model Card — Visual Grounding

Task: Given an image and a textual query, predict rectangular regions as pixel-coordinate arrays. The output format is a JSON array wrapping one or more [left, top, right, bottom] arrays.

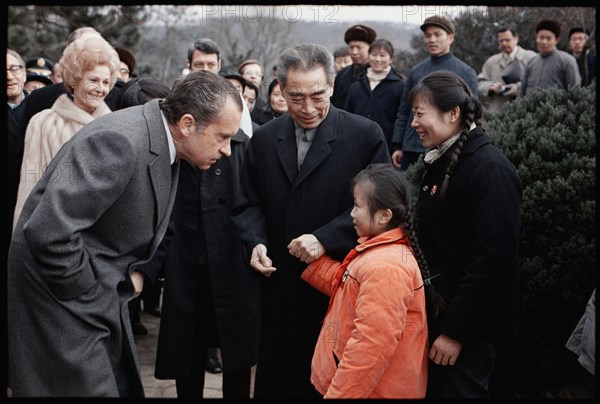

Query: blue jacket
[[391, 52, 478, 153]]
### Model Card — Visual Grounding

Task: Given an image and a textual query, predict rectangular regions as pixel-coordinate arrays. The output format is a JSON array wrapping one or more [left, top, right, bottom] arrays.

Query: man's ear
[[179, 114, 195, 137]]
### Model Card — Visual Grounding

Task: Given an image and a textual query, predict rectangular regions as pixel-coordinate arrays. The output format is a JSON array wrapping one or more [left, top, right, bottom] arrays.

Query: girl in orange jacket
[[300, 163, 441, 398]]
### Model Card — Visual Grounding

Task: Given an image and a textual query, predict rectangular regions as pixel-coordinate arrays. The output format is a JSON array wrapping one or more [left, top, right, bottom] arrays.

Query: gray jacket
[[8, 100, 179, 397]]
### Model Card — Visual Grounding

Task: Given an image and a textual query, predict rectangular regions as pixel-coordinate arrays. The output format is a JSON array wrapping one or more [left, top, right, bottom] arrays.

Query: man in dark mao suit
[[7, 71, 242, 397], [232, 43, 391, 398]]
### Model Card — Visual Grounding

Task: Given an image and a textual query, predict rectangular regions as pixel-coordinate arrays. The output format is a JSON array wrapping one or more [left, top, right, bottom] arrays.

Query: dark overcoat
[[344, 68, 404, 152], [7, 100, 178, 397], [414, 127, 522, 344], [154, 130, 260, 378], [232, 105, 391, 397]]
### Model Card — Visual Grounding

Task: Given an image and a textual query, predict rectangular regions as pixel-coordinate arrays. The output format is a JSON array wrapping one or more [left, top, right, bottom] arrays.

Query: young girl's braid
[[352, 163, 446, 319]]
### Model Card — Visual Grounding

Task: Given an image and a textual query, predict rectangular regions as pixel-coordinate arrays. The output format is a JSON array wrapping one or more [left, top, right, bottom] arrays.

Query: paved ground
[[134, 310, 227, 398]]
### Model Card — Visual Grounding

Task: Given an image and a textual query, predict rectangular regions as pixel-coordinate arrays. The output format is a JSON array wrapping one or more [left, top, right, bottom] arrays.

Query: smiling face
[[178, 96, 241, 170], [351, 180, 389, 238], [269, 82, 288, 115], [410, 94, 460, 149], [281, 67, 332, 129], [423, 25, 454, 57], [368, 46, 392, 74], [72, 64, 111, 113], [6, 53, 26, 103]]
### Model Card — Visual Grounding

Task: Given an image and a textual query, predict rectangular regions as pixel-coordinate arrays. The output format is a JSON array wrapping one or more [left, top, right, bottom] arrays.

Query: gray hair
[[7, 48, 25, 66], [160, 70, 242, 128], [276, 43, 335, 89]]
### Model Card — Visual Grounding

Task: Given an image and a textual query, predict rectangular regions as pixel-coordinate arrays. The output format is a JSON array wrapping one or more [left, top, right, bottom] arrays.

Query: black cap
[[223, 72, 247, 90], [25, 57, 54, 76], [568, 27, 590, 38], [536, 19, 562, 38], [26, 72, 53, 86]]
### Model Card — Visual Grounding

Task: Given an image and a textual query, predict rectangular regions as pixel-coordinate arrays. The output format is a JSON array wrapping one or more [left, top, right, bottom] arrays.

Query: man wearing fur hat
[[520, 19, 581, 98], [331, 24, 377, 109]]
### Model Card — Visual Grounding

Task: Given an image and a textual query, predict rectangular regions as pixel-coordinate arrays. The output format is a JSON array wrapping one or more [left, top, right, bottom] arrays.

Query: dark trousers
[[176, 369, 252, 398], [175, 265, 251, 398], [426, 340, 496, 398]]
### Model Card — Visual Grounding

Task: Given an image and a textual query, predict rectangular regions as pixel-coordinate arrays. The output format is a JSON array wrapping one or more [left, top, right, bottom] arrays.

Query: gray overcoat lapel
[[143, 100, 173, 230]]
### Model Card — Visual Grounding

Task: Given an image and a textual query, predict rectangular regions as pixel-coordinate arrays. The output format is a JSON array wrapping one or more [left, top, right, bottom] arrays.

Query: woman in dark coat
[[153, 129, 260, 398], [410, 71, 522, 398], [344, 39, 404, 154]]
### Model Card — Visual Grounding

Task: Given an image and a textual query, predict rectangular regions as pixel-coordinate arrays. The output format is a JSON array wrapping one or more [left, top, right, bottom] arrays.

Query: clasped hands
[[249, 234, 325, 277], [489, 82, 518, 97]]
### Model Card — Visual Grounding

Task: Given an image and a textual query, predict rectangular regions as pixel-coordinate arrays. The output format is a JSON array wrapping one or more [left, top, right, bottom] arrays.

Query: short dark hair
[[187, 38, 221, 63], [160, 70, 242, 128], [117, 76, 170, 110], [333, 46, 350, 58], [369, 39, 395, 59], [497, 23, 518, 37], [569, 27, 590, 38]]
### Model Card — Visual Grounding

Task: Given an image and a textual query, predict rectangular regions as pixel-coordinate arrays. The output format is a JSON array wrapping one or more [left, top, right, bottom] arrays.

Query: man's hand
[[502, 83, 519, 97], [429, 334, 463, 366], [250, 244, 277, 277], [391, 149, 403, 168], [287, 234, 325, 264], [131, 271, 145, 298]]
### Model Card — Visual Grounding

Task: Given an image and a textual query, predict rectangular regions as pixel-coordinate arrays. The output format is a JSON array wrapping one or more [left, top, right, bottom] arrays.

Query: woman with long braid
[[409, 71, 522, 398], [298, 163, 438, 398]]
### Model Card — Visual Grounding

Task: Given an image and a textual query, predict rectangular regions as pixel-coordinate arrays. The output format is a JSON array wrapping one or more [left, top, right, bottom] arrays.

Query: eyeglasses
[[7, 65, 24, 75], [119, 68, 130, 75], [242, 70, 262, 77]]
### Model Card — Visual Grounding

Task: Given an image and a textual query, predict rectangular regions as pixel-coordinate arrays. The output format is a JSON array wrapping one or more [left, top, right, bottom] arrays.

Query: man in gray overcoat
[[7, 71, 242, 397]]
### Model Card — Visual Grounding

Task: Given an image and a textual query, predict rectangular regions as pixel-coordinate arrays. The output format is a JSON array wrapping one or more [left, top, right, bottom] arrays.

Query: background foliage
[[485, 85, 596, 397], [7, 6, 596, 85]]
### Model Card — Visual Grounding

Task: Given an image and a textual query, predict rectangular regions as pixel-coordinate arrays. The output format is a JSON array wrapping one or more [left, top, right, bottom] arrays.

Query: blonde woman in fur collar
[[13, 35, 119, 228]]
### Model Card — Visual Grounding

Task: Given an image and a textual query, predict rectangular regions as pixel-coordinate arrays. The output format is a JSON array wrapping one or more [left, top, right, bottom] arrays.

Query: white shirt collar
[[160, 110, 177, 164], [424, 122, 476, 164]]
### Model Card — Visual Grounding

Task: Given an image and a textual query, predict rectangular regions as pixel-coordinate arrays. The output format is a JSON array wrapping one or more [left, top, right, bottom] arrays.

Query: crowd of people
[[5, 13, 594, 399]]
